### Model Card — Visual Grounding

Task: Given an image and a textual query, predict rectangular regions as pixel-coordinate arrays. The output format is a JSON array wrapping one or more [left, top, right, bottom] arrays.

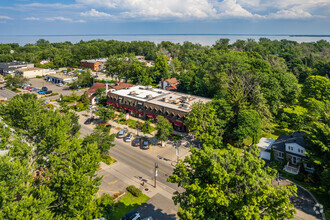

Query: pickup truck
[[38, 90, 52, 95]]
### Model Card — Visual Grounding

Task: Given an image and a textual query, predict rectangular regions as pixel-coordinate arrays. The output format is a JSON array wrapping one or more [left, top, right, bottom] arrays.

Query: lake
[[0, 34, 329, 45]]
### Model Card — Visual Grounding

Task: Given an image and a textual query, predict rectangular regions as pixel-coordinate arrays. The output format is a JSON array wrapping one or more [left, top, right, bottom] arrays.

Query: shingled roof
[[272, 131, 307, 154], [86, 83, 106, 96]]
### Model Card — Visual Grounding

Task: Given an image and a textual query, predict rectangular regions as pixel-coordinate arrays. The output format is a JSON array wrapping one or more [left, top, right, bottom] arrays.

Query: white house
[[257, 138, 275, 160]]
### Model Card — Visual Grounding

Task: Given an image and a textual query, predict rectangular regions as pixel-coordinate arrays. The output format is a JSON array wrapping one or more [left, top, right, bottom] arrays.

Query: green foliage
[[81, 92, 90, 105], [5, 74, 29, 88], [126, 185, 142, 197], [95, 106, 115, 122], [279, 105, 308, 130], [270, 147, 275, 162], [83, 124, 115, 155], [141, 120, 156, 134], [234, 109, 261, 145], [168, 145, 297, 220], [302, 75, 330, 102], [155, 115, 173, 143]]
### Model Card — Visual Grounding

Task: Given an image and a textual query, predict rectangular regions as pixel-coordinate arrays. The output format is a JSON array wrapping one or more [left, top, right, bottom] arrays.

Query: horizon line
[[1, 34, 330, 37]]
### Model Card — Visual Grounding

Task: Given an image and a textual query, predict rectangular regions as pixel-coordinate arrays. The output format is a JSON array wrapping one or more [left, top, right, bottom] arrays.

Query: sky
[[1, 0, 330, 35]]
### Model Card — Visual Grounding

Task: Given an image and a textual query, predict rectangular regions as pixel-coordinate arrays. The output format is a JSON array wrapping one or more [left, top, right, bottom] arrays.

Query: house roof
[[272, 131, 307, 153], [111, 82, 134, 90], [165, 78, 178, 84], [165, 84, 177, 91], [86, 83, 106, 95], [257, 138, 276, 152]]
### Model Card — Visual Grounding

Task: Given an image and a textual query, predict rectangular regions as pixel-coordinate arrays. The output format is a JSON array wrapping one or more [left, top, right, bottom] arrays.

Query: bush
[[36, 75, 42, 78], [126, 185, 142, 197]]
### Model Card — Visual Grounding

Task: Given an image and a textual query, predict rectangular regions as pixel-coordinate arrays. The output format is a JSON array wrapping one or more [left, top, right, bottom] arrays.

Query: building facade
[[107, 85, 211, 132], [80, 58, 107, 71], [45, 74, 77, 84], [16, 67, 45, 78], [0, 61, 34, 75]]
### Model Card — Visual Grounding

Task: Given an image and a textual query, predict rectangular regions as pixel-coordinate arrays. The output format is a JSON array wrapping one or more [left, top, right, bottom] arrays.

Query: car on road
[[84, 118, 93, 125], [132, 137, 141, 147], [121, 210, 141, 220], [141, 138, 150, 150], [117, 129, 126, 138], [124, 133, 133, 142], [29, 87, 38, 92], [0, 86, 4, 90]]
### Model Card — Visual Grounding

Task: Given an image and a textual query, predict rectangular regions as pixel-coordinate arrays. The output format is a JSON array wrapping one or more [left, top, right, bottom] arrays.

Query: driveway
[[0, 88, 17, 100]]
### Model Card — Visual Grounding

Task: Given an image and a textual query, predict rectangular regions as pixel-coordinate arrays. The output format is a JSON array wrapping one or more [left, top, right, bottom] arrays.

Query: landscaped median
[[113, 185, 150, 220]]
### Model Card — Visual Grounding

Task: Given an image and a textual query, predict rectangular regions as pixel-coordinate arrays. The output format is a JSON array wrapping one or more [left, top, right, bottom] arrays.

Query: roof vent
[[147, 86, 153, 90], [139, 87, 144, 90], [162, 97, 168, 102], [182, 104, 189, 109], [146, 94, 153, 99], [129, 91, 137, 96], [157, 91, 162, 94]]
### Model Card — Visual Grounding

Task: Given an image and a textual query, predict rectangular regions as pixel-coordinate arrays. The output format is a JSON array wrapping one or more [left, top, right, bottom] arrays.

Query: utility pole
[[154, 162, 158, 188], [176, 143, 180, 164], [136, 121, 139, 137]]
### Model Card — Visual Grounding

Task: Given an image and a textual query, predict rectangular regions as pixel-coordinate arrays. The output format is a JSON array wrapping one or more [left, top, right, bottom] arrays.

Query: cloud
[[0, 15, 13, 20], [216, 0, 262, 18], [24, 17, 40, 21], [268, 7, 313, 19], [44, 17, 85, 23], [80, 9, 112, 17], [19, 3, 83, 9]]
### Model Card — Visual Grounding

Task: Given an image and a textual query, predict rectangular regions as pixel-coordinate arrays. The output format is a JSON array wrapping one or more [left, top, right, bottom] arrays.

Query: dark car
[[121, 210, 141, 220], [41, 86, 48, 91], [44, 90, 52, 94], [84, 118, 93, 125], [141, 138, 150, 150], [133, 137, 141, 147], [0, 87, 4, 90]]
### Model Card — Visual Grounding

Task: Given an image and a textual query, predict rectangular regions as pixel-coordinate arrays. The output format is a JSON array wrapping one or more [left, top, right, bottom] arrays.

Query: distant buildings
[[159, 78, 179, 91], [0, 61, 34, 76], [107, 85, 211, 132], [45, 73, 77, 85], [16, 67, 45, 79], [80, 58, 107, 71]]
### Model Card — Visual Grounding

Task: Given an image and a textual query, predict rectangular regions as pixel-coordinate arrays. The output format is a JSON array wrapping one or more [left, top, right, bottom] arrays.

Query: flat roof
[[16, 67, 44, 71], [257, 138, 276, 150], [46, 73, 76, 79], [110, 85, 170, 102], [147, 92, 211, 112], [81, 58, 107, 63], [110, 85, 212, 112]]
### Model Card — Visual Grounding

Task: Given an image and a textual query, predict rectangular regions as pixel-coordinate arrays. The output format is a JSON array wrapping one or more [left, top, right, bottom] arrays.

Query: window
[[288, 146, 293, 151], [298, 149, 304, 153], [278, 152, 284, 159]]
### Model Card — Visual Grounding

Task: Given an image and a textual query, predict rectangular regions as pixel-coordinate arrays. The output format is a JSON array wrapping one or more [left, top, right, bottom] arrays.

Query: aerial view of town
[[0, 0, 329, 220]]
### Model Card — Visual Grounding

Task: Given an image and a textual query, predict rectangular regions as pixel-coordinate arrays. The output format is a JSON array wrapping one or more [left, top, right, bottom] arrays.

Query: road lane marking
[[108, 180, 118, 185], [112, 147, 170, 176], [99, 189, 119, 193]]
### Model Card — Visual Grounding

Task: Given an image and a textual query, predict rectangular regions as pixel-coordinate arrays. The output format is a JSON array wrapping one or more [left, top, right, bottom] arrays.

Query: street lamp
[[154, 162, 158, 188], [176, 143, 180, 164]]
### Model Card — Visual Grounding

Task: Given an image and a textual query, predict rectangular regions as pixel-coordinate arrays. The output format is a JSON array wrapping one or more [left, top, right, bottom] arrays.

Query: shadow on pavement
[[137, 203, 177, 220]]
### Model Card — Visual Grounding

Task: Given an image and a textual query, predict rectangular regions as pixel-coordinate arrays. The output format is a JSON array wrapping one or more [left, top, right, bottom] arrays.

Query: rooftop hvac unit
[[129, 91, 137, 96], [182, 104, 190, 109], [172, 99, 180, 104], [146, 94, 153, 99], [162, 97, 169, 102], [157, 91, 162, 94], [139, 87, 144, 90], [147, 86, 153, 90]]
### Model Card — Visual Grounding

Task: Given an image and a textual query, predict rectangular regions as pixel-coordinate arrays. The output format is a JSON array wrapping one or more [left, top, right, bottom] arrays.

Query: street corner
[[98, 172, 129, 197]]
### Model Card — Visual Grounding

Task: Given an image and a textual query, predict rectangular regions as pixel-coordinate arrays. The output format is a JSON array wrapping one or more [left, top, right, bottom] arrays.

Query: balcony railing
[[284, 162, 300, 175]]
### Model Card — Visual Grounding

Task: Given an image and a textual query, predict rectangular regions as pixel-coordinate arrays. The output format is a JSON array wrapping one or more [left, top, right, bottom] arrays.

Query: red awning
[[137, 111, 143, 115], [111, 103, 117, 107], [124, 107, 129, 110], [129, 108, 135, 112], [118, 105, 123, 109], [167, 119, 172, 123], [106, 101, 111, 105], [146, 113, 155, 118], [174, 121, 184, 127]]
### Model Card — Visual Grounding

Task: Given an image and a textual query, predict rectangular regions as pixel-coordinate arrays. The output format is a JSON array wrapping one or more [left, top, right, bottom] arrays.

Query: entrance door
[[292, 156, 297, 165]]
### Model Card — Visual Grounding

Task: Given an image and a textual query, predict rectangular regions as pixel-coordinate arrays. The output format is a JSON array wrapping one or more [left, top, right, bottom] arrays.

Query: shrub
[[36, 75, 42, 78], [126, 185, 142, 197]]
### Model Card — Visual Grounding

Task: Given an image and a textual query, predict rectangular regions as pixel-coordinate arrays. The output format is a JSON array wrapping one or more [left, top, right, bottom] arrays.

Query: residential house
[[159, 78, 179, 91], [267, 131, 315, 175], [86, 82, 106, 105]]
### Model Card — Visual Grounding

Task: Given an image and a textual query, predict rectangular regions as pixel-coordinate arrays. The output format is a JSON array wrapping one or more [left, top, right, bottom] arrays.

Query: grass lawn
[[101, 154, 116, 165], [113, 192, 150, 220]]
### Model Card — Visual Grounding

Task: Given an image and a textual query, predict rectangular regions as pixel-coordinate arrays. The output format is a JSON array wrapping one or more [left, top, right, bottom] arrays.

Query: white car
[[124, 133, 133, 142], [57, 83, 63, 87]]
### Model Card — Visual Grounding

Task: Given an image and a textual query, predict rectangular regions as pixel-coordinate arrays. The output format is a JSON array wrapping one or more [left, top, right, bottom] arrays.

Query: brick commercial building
[[80, 58, 107, 71], [107, 85, 211, 132]]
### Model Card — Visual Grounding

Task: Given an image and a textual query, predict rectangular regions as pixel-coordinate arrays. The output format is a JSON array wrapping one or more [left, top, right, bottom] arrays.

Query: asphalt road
[[0, 88, 17, 100], [79, 122, 180, 193]]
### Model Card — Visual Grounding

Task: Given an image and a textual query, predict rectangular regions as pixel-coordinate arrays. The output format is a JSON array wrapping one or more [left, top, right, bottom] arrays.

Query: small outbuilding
[[257, 138, 276, 160]]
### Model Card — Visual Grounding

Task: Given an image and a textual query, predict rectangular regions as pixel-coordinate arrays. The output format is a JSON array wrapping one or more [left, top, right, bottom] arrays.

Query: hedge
[[126, 185, 142, 197]]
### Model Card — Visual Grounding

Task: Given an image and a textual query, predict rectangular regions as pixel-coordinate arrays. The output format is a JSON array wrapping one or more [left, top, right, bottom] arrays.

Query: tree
[[5, 74, 29, 88], [81, 92, 90, 106], [302, 75, 330, 102], [168, 145, 297, 220], [154, 55, 171, 81], [83, 124, 115, 155], [155, 116, 173, 146], [234, 109, 261, 145], [95, 106, 115, 122]]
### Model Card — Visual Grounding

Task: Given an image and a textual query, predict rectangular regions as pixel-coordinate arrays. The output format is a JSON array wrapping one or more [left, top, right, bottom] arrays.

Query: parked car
[[84, 118, 93, 125], [125, 133, 133, 142], [57, 83, 63, 87], [29, 87, 38, 92], [121, 210, 141, 220], [117, 129, 126, 138], [141, 138, 150, 150], [45, 90, 52, 94], [38, 90, 52, 95], [132, 137, 141, 147], [0, 86, 5, 90], [41, 86, 48, 91]]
